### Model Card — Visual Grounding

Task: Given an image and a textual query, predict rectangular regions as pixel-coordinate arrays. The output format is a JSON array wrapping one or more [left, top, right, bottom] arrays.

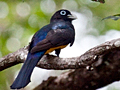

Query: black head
[[50, 9, 77, 23]]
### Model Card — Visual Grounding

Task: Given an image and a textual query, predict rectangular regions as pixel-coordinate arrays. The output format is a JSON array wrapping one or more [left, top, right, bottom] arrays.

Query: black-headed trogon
[[10, 9, 76, 89]]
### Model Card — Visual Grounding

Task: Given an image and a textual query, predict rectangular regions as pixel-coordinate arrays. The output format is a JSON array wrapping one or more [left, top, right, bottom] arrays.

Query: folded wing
[[31, 28, 75, 53]]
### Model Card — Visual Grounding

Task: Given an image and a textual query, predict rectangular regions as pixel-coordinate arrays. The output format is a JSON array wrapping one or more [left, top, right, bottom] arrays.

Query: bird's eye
[[60, 10, 66, 15]]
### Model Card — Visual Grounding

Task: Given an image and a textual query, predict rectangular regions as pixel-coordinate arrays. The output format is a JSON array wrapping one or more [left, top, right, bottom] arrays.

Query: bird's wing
[[31, 28, 74, 53]]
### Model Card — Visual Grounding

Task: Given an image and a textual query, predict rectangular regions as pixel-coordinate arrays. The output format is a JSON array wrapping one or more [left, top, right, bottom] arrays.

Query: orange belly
[[45, 45, 67, 54]]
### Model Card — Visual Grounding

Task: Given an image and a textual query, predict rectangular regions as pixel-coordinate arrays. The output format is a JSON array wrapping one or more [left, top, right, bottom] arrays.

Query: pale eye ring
[[60, 11, 66, 15]]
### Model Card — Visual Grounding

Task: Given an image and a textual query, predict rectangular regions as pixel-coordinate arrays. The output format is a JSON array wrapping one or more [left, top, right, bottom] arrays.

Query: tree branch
[[0, 38, 120, 89], [34, 49, 120, 90], [33, 38, 120, 90], [1, 38, 120, 71]]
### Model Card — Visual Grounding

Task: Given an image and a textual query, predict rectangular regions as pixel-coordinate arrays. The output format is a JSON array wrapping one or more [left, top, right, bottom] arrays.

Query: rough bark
[[0, 38, 120, 90], [34, 49, 120, 90]]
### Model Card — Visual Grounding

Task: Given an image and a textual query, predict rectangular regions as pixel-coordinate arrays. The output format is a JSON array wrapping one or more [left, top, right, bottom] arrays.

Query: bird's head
[[50, 9, 77, 23]]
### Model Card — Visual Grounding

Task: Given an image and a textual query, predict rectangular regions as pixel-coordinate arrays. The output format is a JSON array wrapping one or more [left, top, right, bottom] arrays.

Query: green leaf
[[102, 14, 120, 20]]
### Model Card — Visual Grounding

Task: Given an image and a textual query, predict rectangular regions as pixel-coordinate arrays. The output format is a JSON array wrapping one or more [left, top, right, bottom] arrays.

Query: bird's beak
[[67, 14, 77, 20]]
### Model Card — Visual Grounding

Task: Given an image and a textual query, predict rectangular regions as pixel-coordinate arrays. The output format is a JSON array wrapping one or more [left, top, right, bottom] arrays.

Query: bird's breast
[[45, 45, 67, 54], [51, 21, 69, 30]]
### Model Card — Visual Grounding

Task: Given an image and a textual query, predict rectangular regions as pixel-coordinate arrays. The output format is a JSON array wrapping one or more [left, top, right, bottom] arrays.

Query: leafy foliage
[[102, 14, 120, 20]]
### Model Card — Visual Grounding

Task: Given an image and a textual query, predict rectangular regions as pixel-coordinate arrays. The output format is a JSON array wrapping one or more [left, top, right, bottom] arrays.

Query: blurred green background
[[0, 0, 120, 90]]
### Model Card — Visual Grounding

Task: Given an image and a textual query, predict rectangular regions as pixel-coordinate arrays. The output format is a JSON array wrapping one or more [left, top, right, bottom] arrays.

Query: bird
[[10, 9, 76, 89]]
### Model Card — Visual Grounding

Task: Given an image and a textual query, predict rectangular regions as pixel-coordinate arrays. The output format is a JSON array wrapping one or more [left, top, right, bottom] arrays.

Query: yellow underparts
[[45, 45, 67, 54]]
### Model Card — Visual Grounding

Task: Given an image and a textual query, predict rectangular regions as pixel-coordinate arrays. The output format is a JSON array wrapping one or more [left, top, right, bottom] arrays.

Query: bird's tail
[[10, 51, 45, 89]]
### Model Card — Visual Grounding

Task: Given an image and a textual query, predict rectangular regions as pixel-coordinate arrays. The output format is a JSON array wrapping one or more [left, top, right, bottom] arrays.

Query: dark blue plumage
[[10, 9, 76, 89]]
